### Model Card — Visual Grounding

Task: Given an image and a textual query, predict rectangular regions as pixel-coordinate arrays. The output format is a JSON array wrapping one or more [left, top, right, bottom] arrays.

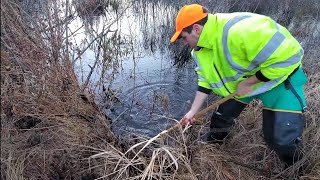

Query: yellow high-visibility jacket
[[193, 13, 303, 97]]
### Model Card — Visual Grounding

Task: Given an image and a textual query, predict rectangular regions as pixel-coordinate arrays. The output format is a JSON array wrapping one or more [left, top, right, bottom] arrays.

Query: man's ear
[[192, 24, 203, 35]]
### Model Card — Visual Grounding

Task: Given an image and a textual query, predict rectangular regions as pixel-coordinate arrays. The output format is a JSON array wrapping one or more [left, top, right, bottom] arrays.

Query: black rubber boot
[[207, 98, 247, 143], [262, 109, 305, 166]]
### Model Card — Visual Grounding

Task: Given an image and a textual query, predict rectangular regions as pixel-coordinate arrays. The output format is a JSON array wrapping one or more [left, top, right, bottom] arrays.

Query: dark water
[[104, 50, 198, 137], [108, 58, 198, 137], [80, 1, 199, 138]]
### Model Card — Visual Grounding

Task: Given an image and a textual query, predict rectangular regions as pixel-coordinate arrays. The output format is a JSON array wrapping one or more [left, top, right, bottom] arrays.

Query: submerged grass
[[1, 0, 319, 179]]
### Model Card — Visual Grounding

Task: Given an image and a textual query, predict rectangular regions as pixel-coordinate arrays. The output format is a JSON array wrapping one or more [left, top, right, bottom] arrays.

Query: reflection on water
[[69, 0, 197, 138], [110, 82, 196, 137], [108, 52, 198, 137]]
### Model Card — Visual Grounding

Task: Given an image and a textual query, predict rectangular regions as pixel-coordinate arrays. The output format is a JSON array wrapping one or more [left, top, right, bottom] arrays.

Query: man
[[170, 4, 307, 167]]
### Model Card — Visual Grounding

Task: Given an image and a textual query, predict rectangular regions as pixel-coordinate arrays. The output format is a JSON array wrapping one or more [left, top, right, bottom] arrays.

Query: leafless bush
[[1, 0, 120, 179]]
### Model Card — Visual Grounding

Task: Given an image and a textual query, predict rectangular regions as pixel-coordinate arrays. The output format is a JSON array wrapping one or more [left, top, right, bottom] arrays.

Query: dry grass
[[1, 0, 319, 180], [1, 0, 120, 179], [94, 93, 318, 179]]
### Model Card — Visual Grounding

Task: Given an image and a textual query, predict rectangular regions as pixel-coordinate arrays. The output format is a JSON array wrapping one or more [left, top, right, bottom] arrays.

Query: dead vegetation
[[1, 0, 121, 179], [1, 0, 319, 180]]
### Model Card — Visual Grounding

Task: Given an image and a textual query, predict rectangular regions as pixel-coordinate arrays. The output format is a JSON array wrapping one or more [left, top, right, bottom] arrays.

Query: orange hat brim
[[170, 29, 182, 43]]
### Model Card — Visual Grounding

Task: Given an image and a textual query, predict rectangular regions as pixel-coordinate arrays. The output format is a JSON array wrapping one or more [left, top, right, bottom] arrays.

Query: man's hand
[[237, 75, 261, 96], [178, 91, 208, 126], [179, 110, 197, 126], [237, 80, 254, 96]]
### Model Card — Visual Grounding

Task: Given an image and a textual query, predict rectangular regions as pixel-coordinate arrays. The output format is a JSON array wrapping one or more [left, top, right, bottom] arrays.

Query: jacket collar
[[197, 14, 217, 49]]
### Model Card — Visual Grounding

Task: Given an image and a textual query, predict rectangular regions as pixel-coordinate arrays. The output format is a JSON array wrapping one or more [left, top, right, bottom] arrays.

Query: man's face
[[179, 25, 201, 49]]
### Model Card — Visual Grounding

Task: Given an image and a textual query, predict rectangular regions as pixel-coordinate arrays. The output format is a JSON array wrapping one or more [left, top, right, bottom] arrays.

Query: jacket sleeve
[[196, 66, 212, 90], [228, 14, 303, 80], [198, 86, 211, 94], [191, 50, 212, 90]]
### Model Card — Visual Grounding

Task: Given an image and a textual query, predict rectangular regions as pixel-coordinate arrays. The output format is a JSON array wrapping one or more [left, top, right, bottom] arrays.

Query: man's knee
[[263, 110, 305, 145], [263, 109, 305, 165]]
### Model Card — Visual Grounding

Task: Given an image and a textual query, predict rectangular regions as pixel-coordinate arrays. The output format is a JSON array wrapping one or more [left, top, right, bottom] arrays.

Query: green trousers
[[209, 67, 307, 165], [239, 67, 307, 112]]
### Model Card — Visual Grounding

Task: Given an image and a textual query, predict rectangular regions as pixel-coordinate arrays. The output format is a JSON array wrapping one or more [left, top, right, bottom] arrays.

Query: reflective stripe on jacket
[[193, 13, 303, 97]]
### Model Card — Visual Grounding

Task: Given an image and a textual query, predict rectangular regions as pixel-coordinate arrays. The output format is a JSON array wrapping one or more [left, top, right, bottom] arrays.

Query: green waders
[[208, 67, 307, 166]]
